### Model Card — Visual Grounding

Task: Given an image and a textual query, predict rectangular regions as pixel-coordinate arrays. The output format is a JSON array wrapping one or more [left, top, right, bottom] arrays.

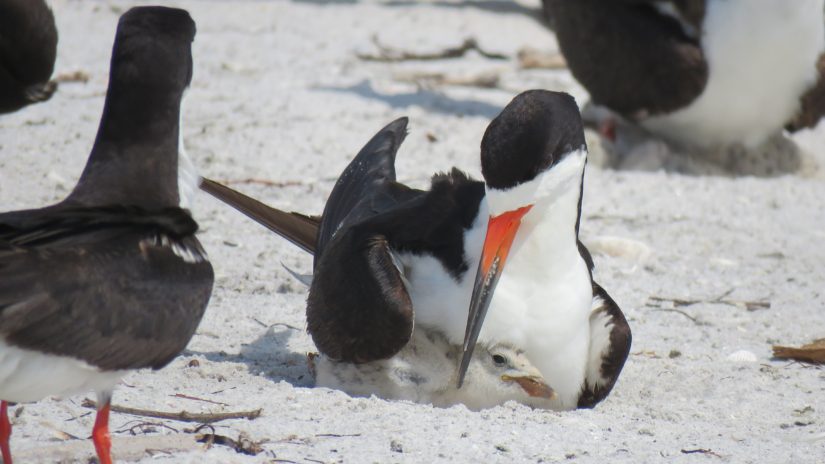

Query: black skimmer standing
[[544, 0, 825, 150], [315, 327, 556, 410], [0, 7, 213, 464], [201, 90, 631, 410], [0, 0, 58, 113]]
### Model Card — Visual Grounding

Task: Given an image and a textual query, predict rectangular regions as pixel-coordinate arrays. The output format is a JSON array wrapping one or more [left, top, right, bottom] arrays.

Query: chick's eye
[[492, 354, 507, 366]]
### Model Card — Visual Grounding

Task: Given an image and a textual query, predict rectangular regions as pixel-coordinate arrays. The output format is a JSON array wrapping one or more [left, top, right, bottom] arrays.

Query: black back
[[0, 7, 213, 372], [0, 0, 58, 113], [0, 207, 212, 370], [546, 0, 708, 118]]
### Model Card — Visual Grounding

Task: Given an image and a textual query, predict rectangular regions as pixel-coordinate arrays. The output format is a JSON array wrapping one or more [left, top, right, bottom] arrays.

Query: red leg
[[92, 400, 112, 464], [0, 401, 11, 464], [598, 117, 617, 142]]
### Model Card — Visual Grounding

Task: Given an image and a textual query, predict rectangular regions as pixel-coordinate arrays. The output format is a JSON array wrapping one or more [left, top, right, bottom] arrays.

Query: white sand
[[1, 1, 824, 462]]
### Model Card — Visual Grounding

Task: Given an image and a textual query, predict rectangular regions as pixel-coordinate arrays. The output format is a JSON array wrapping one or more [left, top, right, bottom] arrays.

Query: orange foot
[[92, 401, 112, 464]]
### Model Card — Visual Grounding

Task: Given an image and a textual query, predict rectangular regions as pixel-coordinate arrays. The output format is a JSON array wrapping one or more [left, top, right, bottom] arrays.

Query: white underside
[[403, 154, 595, 410], [0, 340, 124, 403], [643, 0, 825, 148]]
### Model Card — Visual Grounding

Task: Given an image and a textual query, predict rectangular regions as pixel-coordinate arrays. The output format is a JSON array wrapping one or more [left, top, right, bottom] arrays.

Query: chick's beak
[[501, 375, 556, 399]]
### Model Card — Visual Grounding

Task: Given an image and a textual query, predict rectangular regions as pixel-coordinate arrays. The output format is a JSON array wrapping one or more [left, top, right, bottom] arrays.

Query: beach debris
[[646, 289, 770, 312], [211, 177, 306, 188], [681, 448, 722, 458], [357, 36, 507, 62], [195, 429, 264, 456], [54, 69, 90, 83], [632, 350, 661, 358], [81, 398, 262, 423], [726, 350, 758, 363], [649, 307, 706, 326], [392, 69, 501, 89], [171, 393, 230, 407], [517, 47, 567, 69], [116, 420, 179, 435], [390, 439, 404, 453], [772, 339, 825, 364]]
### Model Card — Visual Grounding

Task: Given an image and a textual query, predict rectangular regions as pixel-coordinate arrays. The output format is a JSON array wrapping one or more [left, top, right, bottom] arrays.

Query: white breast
[[477, 197, 593, 409], [0, 340, 125, 403], [405, 165, 594, 409], [643, 0, 825, 148]]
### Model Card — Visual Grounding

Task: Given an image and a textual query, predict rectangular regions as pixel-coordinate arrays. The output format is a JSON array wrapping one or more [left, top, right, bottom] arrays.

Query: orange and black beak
[[457, 204, 532, 387]]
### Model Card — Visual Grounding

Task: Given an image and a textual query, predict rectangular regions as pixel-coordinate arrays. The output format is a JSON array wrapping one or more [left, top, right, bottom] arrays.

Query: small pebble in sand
[[726, 350, 758, 363]]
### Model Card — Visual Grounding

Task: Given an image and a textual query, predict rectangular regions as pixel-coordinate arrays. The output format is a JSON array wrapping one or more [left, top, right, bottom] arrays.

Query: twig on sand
[[517, 47, 567, 69], [252, 317, 302, 331], [772, 338, 825, 364], [681, 448, 722, 458], [647, 288, 771, 312], [358, 36, 507, 62], [213, 177, 337, 188], [81, 399, 262, 423], [171, 393, 230, 407], [393, 70, 501, 89], [315, 433, 363, 438], [651, 308, 707, 326], [116, 421, 179, 435], [212, 178, 304, 188]]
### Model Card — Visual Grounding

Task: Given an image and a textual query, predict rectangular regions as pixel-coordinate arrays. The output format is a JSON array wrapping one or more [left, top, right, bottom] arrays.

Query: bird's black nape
[[66, 6, 196, 210], [481, 90, 585, 190]]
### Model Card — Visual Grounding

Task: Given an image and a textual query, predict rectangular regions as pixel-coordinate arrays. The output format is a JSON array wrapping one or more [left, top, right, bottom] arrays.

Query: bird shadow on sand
[[187, 325, 314, 388], [317, 80, 502, 119]]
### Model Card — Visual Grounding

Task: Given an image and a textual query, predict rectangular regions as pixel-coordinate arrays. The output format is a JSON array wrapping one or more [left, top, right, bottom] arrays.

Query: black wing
[[545, 0, 707, 118], [577, 282, 632, 409], [787, 53, 825, 132], [0, 0, 58, 113], [315, 117, 410, 262], [0, 206, 214, 371], [307, 167, 484, 363], [200, 177, 319, 254]]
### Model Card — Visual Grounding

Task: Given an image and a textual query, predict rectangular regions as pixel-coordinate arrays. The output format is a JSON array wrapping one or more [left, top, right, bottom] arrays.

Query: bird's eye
[[492, 354, 507, 366]]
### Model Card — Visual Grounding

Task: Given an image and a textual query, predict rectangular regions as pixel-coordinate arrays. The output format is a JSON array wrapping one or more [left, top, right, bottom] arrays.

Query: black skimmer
[[315, 327, 556, 410], [201, 90, 631, 410], [544, 0, 825, 149], [0, 0, 58, 113], [0, 7, 213, 464]]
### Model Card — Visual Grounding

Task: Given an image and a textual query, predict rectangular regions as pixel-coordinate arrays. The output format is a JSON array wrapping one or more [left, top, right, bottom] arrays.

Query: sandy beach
[[1, 1, 824, 462]]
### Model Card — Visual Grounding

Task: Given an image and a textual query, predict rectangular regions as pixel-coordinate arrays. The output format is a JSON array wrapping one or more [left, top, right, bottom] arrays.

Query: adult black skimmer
[[0, 0, 58, 113], [0, 7, 213, 464], [315, 327, 556, 410], [201, 90, 631, 410], [544, 0, 825, 149]]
